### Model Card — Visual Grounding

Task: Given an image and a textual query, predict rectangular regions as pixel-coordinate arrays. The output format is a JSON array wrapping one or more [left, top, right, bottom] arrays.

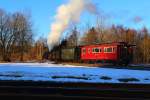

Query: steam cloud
[[47, 0, 97, 51]]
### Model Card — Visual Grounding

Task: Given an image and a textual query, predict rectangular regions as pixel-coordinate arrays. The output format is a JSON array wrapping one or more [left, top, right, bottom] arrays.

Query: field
[[0, 62, 150, 84]]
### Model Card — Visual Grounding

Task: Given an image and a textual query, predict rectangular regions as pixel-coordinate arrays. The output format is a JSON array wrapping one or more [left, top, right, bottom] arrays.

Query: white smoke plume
[[48, 0, 97, 51]]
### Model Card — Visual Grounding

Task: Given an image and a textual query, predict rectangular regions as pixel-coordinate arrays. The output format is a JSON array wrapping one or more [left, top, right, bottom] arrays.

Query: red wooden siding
[[80, 43, 119, 62]]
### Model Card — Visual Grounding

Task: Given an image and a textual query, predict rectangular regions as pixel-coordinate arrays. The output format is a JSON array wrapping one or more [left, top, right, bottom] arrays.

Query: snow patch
[[0, 63, 150, 84]]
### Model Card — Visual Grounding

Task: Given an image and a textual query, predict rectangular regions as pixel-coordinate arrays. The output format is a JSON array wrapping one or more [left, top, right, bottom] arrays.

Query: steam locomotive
[[46, 42, 135, 66]]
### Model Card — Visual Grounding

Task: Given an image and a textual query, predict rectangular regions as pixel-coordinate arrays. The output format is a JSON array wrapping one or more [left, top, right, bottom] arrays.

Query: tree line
[[0, 8, 149, 64], [64, 25, 150, 64], [0, 9, 48, 62]]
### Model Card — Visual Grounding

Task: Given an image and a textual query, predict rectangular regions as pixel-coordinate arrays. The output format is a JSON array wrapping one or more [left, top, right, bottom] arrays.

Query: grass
[[118, 78, 140, 83], [100, 76, 112, 80], [51, 76, 89, 80]]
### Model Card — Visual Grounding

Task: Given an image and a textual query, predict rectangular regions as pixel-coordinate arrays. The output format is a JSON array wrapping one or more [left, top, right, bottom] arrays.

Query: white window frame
[[104, 47, 113, 53], [92, 47, 101, 53], [88, 48, 91, 54], [82, 48, 86, 54]]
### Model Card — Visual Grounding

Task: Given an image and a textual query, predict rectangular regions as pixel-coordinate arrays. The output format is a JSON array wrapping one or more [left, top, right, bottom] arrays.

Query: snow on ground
[[0, 63, 150, 84]]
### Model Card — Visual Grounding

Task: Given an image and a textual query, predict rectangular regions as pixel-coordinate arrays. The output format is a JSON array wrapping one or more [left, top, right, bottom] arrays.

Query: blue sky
[[0, 0, 149, 39]]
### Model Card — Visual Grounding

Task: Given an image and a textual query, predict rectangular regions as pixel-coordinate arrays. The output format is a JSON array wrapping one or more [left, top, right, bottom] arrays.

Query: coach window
[[107, 47, 112, 53], [104, 48, 107, 52], [95, 48, 99, 53], [82, 48, 86, 54], [99, 48, 102, 52]]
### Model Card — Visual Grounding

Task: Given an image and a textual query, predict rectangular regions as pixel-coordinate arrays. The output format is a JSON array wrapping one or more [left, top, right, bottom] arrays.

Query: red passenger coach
[[80, 42, 134, 65]]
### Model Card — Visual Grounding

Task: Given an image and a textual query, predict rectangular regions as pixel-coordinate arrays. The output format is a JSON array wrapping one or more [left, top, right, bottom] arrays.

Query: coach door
[[119, 44, 128, 63], [118, 45, 126, 60]]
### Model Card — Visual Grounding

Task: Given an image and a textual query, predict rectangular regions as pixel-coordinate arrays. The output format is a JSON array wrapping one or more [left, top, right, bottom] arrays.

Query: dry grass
[[61, 62, 102, 67]]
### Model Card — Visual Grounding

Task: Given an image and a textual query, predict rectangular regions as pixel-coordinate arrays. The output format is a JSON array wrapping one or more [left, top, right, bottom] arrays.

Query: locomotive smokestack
[[47, 0, 97, 51]]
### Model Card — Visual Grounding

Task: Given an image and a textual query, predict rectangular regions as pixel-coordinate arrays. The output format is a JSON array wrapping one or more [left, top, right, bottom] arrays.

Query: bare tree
[[12, 12, 33, 61], [81, 27, 99, 45], [140, 27, 150, 63], [96, 15, 106, 43], [67, 27, 79, 47], [34, 37, 48, 60], [0, 9, 16, 61]]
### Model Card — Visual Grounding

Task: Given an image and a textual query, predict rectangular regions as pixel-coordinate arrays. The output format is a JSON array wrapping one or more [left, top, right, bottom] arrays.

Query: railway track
[[0, 80, 150, 100]]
